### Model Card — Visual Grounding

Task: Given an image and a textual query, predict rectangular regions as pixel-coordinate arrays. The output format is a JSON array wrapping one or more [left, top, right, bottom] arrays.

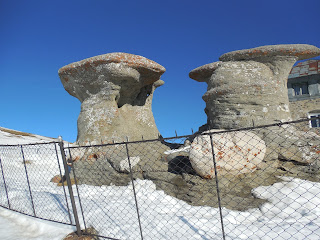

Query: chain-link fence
[[0, 142, 77, 226], [1, 118, 320, 239]]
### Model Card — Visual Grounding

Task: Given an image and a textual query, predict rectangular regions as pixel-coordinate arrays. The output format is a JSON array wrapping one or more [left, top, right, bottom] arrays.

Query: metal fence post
[[125, 139, 144, 240], [68, 148, 87, 232], [58, 139, 82, 236], [0, 153, 11, 209], [54, 143, 73, 225], [209, 134, 226, 240], [21, 145, 36, 217]]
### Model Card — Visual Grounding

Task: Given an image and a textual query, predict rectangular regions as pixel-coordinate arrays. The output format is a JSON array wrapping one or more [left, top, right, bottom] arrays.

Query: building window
[[292, 83, 309, 96], [308, 113, 320, 128]]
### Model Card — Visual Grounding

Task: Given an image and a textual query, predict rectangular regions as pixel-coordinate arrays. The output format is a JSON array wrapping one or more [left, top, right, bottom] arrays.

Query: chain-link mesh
[[0, 142, 75, 225], [66, 118, 320, 240], [0, 118, 320, 239]]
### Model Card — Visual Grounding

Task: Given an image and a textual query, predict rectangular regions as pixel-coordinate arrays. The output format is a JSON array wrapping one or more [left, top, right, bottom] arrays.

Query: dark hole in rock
[[168, 156, 197, 175], [117, 84, 153, 108]]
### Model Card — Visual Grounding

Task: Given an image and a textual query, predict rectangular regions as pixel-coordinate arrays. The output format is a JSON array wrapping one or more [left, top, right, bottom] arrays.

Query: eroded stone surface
[[189, 130, 266, 178], [219, 44, 320, 62], [59, 53, 166, 144], [190, 44, 320, 129], [189, 62, 221, 82]]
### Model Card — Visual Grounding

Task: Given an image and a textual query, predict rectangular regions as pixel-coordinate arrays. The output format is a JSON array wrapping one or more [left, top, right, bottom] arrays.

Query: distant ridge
[[0, 127, 57, 145]]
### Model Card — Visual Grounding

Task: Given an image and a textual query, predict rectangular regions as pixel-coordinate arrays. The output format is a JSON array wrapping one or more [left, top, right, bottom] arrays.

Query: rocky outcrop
[[189, 44, 320, 129], [59, 53, 165, 145], [69, 141, 169, 186]]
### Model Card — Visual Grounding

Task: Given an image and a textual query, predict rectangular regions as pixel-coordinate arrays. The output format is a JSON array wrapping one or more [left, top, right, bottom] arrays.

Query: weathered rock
[[189, 130, 266, 178], [69, 141, 169, 186], [70, 154, 133, 186], [219, 44, 320, 62], [189, 44, 320, 129], [253, 125, 320, 164], [59, 53, 166, 144], [119, 157, 140, 173]]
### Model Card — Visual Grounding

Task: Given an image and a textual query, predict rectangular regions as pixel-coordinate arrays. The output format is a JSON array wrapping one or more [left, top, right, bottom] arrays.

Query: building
[[287, 59, 320, 130]]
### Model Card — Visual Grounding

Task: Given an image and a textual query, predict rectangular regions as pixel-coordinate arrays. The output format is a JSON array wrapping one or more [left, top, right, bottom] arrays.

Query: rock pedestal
[[189, 44, 320, 129], [59, 53, 165, 144]]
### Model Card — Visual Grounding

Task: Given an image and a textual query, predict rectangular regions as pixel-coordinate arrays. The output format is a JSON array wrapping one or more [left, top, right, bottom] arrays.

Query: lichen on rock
[[59, 53, 166, 144], [190, 44, 320, 129]]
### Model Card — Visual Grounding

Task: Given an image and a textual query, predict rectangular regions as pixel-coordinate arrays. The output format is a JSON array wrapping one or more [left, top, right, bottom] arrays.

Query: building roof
[[289, 59, 320, 79]]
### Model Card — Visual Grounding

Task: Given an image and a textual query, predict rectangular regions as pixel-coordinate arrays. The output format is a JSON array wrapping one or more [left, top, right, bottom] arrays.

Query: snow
[[164, 146, 190, 154], [0, 207, 74, 240], [0, 127, 57, 145], [0, 127, 320, 239]]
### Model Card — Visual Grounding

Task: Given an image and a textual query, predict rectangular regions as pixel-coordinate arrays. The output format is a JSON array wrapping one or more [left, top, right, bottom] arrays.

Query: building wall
[[288, 74, 320, 102], [289, 98, 320, 120], [287, 60, 320, 133]]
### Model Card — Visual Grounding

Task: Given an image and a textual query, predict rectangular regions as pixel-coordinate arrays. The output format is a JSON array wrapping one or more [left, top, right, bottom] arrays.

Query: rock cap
[[59, 52, 166, 77], [219, 44, 320, 62], [189, 61, 221, 82]]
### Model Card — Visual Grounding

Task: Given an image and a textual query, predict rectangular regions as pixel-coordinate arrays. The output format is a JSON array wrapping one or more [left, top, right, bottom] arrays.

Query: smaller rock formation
[[59, 53, 166, 145], [189, 44, 320, 129], [189, 130, 266, 178]]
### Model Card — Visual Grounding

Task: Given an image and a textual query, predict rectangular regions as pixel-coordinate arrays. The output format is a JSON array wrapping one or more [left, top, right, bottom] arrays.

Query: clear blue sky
[[1, 0, 319, 142]]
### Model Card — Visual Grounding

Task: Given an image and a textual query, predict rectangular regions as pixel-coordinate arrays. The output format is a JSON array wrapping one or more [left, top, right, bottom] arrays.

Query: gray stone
[[70, 155, 132, 186], [59, 53, 166, 145], [253, 125, 320, 164], [219, 44, 320, 62], [119, 157, 140, 173], [69, 141, 169, 185], [189, 44, 320, 129]]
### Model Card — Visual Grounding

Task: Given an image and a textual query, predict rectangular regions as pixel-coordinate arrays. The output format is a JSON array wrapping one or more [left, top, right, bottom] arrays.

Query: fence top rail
[[0, 117, 317, 149], [67, 117, 317, 149], [0, 141, 60, 148], [0, 205, 76, 227]]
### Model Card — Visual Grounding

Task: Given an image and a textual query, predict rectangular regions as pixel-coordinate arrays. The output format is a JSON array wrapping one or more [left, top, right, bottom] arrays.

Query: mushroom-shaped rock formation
[[59, 53, 166, 144], [190, 44, 320, 129]]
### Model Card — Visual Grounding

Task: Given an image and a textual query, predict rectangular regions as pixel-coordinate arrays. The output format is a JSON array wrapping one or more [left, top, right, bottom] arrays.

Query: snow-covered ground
[[0, 127, 57, 145], [0, 127, 320, 239], [0, 207, 74, 240]]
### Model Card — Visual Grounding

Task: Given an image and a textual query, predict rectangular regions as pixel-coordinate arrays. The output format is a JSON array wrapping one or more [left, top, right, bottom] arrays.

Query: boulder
[[58, 53, 166, 144], [189, 130, 266, 178]]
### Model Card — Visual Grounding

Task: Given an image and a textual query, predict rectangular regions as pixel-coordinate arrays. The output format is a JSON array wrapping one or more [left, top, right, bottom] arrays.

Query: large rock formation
[[189, 44, 320, 129], [59, 53, 165, 144]]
